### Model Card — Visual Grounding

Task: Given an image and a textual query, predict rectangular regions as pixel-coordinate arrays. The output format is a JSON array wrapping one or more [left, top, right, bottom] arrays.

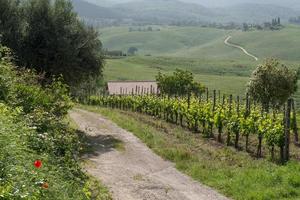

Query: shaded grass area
[[79, 105, 300, 200]]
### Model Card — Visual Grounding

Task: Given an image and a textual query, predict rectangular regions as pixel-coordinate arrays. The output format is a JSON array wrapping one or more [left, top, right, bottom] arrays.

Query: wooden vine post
[[213, 90, 216, 112], [291, 99, 299, 144], [226, 94, 233, 146], [284, 98, 292, 162], [234, 95, 240, 148], [210, 90, 216, 137], [206, 88, 209, 103], [245, 93, 250, 151]]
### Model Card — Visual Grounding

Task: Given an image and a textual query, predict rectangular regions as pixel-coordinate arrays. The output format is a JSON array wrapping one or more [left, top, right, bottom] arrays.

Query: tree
[[156, 69, 205, 98], [0, 0, 23, 52], [0, 0, 104, 92], [247, 58, 298, 112], [127, 47, 138, 55], [242, 23, 249, 31]]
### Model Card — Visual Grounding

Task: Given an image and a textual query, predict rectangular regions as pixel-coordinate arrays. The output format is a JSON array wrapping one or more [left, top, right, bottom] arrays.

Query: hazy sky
[[84, 0, 300, 9]]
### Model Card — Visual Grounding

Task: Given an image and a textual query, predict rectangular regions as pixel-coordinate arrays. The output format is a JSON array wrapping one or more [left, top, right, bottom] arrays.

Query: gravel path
[[70, 108, 229, 200], [224, 36, 258, 61]]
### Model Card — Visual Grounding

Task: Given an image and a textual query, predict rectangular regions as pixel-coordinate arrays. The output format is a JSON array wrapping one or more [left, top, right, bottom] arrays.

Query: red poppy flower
[[41, 182, 49, 189], [34, 160, 42, 168]]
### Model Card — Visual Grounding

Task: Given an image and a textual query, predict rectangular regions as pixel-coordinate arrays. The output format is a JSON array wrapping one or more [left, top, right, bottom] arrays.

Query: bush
[[0, 44, 97, 199]]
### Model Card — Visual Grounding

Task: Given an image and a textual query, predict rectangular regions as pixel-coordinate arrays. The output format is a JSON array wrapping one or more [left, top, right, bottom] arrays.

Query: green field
[[104, 57, 250, 95], [100, 25, 300, 61], [101, 25, 300, 102]]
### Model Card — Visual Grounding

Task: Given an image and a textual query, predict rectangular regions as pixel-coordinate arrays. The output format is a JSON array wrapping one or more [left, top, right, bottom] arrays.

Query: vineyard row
[[87, 93, 299, 163]]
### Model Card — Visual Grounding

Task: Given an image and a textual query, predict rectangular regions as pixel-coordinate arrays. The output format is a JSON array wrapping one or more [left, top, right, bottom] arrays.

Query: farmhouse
[[107, 81, 158, 95]]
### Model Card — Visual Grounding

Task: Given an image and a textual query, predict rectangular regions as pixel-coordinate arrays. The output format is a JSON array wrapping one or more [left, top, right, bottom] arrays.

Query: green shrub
[[0, 44, 97, 199]]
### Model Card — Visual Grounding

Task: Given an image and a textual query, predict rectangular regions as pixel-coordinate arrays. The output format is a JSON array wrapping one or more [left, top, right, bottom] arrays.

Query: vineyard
[[88, 92, 299, 163]]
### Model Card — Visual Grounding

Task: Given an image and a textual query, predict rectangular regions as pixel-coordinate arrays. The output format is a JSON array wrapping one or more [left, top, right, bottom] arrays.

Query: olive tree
[[156, 69, 205, 99], [247, 58, 298, 112]]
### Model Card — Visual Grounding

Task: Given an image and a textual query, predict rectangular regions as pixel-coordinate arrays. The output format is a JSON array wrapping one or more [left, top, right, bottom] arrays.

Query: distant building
[[107, 81, 158, 95]]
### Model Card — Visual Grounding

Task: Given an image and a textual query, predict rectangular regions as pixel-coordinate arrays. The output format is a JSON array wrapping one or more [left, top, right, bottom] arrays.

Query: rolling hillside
[[230, 25, 300, 61], [101, 25, 300, 103], [100, 25, 300, 62], [72, 0, 122, 19], [100, 26, 244, 59]]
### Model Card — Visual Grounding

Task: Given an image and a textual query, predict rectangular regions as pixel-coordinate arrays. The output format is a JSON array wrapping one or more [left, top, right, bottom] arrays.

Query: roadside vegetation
[[0, 33, 110, 200]]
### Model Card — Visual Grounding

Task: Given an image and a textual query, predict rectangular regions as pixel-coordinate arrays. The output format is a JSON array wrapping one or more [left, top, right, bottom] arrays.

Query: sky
[[84, 0, 300, 10], [182, 0, 300, 8]]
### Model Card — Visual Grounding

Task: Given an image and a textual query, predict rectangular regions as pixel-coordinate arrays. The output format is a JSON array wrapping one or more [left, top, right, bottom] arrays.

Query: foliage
[[0, 0, 104, 90], [247, 58, 298, 111], [127, 47, 138, 55], [0, 44, 108, 199], [89, 93, 287, 161], [156, 69, 205, 97]]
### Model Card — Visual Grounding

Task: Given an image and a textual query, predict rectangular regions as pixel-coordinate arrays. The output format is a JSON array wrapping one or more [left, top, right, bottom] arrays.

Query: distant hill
[[83, 0, 133, 7], [112, 0, 215, 23], [84, 0, 300, 10], [73, 0, 215, 24], [214, 3, 299, 23], [71, 0, 122, 19], [73, 0, 300, 25], [182, 0, 300, 10]]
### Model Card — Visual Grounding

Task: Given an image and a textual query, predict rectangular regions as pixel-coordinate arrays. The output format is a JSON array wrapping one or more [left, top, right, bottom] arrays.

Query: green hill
[[230, 25, 300, 61], [100, 25, 300, 62], [101, 25, 300, 104], [100, 26, 241, 59]]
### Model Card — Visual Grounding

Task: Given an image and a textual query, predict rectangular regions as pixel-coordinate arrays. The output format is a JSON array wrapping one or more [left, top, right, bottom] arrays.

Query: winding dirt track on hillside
[[224, 36, 258, 61], [70, 108, 229, 200]]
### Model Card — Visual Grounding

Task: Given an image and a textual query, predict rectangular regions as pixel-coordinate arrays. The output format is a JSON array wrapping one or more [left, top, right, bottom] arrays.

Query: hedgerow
[[0, 44, 106, 199]]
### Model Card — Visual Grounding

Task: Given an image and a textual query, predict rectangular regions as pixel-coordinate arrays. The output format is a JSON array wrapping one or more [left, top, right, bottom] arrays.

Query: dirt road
[[70, 109, 229, 200], [224, 36, 258, 61]]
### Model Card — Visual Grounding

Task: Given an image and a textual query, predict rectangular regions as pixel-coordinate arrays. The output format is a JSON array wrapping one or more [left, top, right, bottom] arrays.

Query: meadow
[[101, 25, 300, 103]]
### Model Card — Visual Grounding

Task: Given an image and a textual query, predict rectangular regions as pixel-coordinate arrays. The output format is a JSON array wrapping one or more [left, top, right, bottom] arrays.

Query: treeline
[[103, 47, 139, 57], [289, 16, 300, 24], [242, 18, 283, 31], [0, 0, 104, 94], [169, 18, 284, 31], [128, 26, 160, 32]]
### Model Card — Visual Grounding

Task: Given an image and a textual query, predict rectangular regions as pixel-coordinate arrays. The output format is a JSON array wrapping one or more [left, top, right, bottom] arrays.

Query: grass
[[79, 105, 300, 200], [100, 25, 300, 62], [104, 56, 300, 107], [83, 175, 112, 200], [100, 26, 235, 58], [102, 25, 300, 105], [104, 56, 252, 95], [231, 25, 300, 62]]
